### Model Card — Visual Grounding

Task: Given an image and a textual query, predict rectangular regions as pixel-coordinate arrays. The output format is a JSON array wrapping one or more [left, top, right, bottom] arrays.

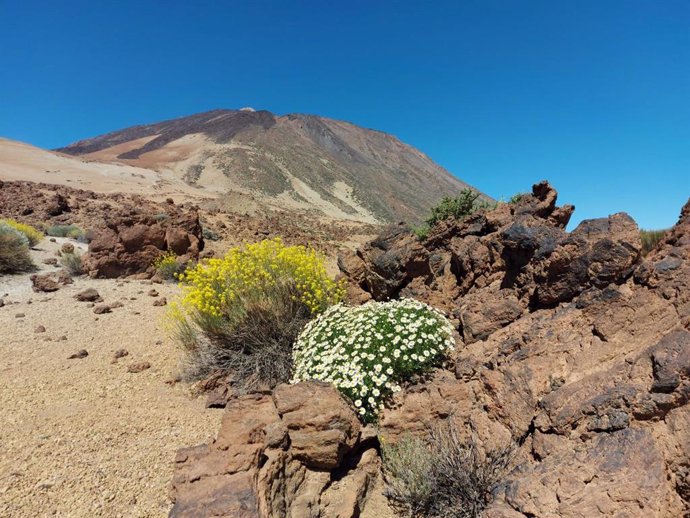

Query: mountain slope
[[56, 109, 484, 223]]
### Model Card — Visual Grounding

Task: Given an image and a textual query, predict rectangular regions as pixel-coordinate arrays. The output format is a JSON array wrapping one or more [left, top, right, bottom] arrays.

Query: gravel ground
[[0, 239, 222, 517]]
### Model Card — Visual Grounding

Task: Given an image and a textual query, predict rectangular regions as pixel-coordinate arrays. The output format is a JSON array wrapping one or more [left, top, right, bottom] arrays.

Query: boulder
[[30, 273, 61, 292], [83, 207, 203, 278], [170, 383, 378, 518], [74, 288, 101, 302]]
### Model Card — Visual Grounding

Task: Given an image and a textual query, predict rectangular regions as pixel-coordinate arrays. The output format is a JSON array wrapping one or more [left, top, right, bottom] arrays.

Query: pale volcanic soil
[[0, 239, 222, 517]]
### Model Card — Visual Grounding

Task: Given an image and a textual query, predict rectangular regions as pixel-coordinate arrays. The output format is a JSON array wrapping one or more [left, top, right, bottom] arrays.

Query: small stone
[[75, 288, 101, 302], [147, 289, 159, 297], [15, 313, 25, 318], [49, 237, 56, 242], [59, 335, 68, 341], [60, 243, 75, 254], [113, 349, 129, 360], [34, 325, 46, 333], [43, 258, 58, 266], [93, 304, 111, 314], [152, 297, 167, 307], [0, 298, 4, 308], [109, 301, 124, 309], [68, 349, 88, 359], [127, 362, 151, 373]]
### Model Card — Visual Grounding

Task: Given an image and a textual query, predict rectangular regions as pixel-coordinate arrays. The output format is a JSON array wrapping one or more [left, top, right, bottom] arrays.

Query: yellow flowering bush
[[177, 237, 344, 318], [169, 238, 344, 387], [0, 219, 43, 247], [153, 250, 187, 280]]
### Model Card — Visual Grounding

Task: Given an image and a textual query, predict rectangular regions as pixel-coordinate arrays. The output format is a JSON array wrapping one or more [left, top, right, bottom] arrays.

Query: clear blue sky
[[1, 0, 688, 229]]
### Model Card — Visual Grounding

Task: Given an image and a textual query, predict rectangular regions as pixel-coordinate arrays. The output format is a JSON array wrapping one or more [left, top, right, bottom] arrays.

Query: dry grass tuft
[[177, 283, 311, 393], [382, 421, 515, 518], [640, 229, 668, 256]]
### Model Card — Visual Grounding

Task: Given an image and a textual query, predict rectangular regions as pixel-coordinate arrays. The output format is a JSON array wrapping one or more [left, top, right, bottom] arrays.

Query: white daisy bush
[[292, 298, 456, 422]]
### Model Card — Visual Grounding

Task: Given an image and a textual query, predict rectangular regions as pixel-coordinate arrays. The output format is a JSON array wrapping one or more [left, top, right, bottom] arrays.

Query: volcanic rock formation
[[170, 182, 690, 517]]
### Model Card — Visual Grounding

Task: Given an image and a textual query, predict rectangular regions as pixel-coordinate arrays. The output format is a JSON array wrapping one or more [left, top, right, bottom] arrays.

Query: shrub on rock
[[0, 222, 34, 273], [292, 298, 455, 422]]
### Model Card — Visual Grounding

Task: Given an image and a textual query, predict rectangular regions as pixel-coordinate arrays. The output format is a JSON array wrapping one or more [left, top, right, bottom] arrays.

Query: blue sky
[[1, 0, 688, 229]]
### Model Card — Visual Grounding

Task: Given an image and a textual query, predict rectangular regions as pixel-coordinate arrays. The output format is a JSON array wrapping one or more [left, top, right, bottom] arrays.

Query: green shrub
[[0, 219, 43, 247], [640, 229, 668, 256], [45, 224, 85, 240], [412, 225, 430, 241], [168, 238, 344, 388], [509, 192, 529, 204], [60, 252, 84, 275], [292, 298, 455, 422], [425, 189, 492, 228], [381, 422, 515, 518], [202, 227, 219, 241], [0, 222, 34, 273]]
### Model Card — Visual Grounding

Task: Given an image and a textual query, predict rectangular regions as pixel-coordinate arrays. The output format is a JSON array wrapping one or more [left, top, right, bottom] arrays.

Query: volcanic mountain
[[56, 109, 483, 223]]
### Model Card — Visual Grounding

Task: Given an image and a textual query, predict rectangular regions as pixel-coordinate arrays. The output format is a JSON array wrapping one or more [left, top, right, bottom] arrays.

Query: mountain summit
[[57, 109, 484, 223]]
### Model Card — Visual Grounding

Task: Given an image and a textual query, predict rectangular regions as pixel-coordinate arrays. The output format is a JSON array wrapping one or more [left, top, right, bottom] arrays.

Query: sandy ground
[[0, 239, 222, 517]]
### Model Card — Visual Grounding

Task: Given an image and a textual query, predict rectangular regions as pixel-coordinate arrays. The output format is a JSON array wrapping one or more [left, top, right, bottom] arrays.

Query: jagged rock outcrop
[[0, 180, 204, 278], [170, 382, 383, 518], [170, 182, 690, 517], [83, 206, 203, 278]]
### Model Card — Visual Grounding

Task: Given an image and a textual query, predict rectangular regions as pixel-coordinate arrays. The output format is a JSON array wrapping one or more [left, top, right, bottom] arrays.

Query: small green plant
[[509, 192, 529, 204], [640, 229, 668, 256], [381, 421, 515, 518], [202, 227, 219, 241], [412, 225, 430, 241], [45, 224, 85, 241], [59, 252, 84, 275], [292, 298, 455, 422], [0, 219, 43, 247], [153, 213, 169, 222], [425, 189, 492, 228], [0, 222, 34, 273], [153, 251, 187, 281]]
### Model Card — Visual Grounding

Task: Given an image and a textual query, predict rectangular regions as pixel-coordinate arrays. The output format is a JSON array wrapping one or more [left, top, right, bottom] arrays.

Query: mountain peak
[[56, 109, 484, 223]]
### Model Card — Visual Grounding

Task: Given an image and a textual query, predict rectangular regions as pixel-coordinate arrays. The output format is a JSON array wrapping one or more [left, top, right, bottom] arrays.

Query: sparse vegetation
[[45, 224, 85, 241], [153, 251, 188, 281], [292, 298, 455, 422], [60, 251, 84, 275], [0, 219, 44, 247], [414, 189, 493, 240], [381, 421, 515, 518], [153, 213, 169, 223], [202, 227, 219, 241], [509, 192, 529, 204], [412, 225, 430, 241], [0, 222, 34, 273], [640, 229, 668, 256], [426, 189, 492, 227], [168, 238, 344, 388]]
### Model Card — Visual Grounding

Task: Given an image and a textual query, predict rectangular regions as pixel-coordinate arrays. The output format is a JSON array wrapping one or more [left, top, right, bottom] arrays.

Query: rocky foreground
[[170, 182, 690, 517]]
